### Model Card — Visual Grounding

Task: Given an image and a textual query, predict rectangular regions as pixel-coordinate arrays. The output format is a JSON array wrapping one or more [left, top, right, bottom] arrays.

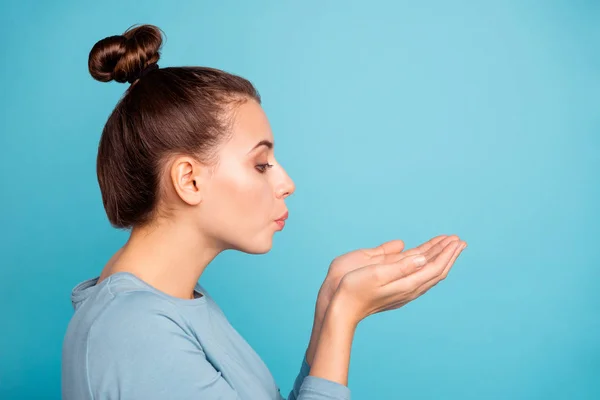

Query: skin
[[98, 99, 294, 299], [311, 236, 466, 385], [97, 97, 467, 388]]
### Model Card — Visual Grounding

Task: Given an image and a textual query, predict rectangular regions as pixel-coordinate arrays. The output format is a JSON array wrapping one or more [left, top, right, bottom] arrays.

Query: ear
[[170, 156, 204, 206]]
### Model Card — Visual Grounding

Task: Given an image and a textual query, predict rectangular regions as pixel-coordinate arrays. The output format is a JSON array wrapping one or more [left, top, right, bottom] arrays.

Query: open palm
[[306, 234, 456, 366], [320, 235, 449, 302]]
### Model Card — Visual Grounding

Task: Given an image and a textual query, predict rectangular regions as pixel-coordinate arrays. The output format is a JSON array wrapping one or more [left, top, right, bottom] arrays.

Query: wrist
[[319, 273, 340, 303], [325, 289, 360, 331], [305, 280, 344, 366], [308, 290, 357, 386], [306, 290, 330, 366]]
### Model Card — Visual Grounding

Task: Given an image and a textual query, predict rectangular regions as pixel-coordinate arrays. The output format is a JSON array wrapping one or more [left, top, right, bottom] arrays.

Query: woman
[[61, 24, 466, 400]]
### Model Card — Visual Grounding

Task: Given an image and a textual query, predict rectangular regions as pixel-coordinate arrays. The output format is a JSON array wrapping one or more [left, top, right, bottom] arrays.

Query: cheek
[[209, 169, 273, 225]]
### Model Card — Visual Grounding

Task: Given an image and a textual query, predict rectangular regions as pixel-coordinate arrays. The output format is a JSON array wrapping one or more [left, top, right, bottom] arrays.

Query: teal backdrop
[[1, 0, 598, 399]]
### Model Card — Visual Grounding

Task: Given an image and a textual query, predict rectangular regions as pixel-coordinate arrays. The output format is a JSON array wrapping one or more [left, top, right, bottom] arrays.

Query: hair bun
[[88, 24, 163, 84]]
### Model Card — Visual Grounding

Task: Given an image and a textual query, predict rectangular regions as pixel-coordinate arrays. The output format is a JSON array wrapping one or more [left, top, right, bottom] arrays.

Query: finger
[[381, 239, 461, 294], [421, 235, 461, 263], [412, 234, 451, 254], [414, 241, 466, 295], [372, 253, 431, 286], [363, 239, 405, 259], [379, 241, 466, 312], [399, 234, 458, 260], [377, 235, 449, 264], [375, 237, 460, 284], [388, 235, 458, 266]]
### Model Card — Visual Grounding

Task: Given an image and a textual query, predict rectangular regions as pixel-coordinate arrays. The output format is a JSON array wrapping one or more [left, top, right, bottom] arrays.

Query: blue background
[[1, 0, 598, 399]]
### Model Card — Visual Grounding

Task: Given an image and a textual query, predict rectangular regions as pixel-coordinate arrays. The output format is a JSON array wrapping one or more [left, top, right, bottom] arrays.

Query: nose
[[275, 167, 295, 199]]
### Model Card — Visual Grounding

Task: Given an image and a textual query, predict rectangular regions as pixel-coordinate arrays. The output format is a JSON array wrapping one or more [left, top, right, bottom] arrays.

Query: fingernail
[[414, 256, 426, 267]]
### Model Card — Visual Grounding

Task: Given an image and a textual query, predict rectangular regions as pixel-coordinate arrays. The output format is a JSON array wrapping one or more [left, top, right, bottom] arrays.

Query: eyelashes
[[255, 163, 274, 173]]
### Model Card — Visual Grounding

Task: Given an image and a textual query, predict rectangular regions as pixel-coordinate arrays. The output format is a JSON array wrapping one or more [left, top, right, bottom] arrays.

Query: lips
[[275, 211, 289, 222]]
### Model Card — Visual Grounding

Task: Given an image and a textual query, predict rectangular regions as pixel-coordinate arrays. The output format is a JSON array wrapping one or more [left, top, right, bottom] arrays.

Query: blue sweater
[[61, 272, 351, 400]]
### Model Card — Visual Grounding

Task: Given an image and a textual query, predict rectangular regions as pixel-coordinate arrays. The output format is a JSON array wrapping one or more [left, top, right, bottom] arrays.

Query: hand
[[332, 235, 466, 326], [305, 234, 459, 365], [319, 234, 450, 305]]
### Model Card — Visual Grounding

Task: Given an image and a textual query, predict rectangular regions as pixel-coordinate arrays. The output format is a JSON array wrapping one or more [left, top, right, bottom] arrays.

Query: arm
[[306, 284, 332, 366], [288, 235, 464, 399], [286, 291, 355, 400], [306, 291, 356, 387], [85, 295, 243, 400], [86, 293, 351, 400], [297, 236, 460, 386]]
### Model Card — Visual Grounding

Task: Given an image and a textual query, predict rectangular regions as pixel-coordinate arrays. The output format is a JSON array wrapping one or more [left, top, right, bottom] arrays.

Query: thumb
[[364, 239, 405, 260]]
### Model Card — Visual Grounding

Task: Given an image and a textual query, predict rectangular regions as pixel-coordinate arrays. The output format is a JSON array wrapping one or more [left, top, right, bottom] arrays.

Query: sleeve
[[87, 293, 350, 400], [200, 283, 351, 400], [285, 351, 351, 400], [86, 294, 242, 400]]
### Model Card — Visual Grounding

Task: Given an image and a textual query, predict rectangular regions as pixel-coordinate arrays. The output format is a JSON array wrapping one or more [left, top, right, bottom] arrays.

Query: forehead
[[227, 100, 273, 149]]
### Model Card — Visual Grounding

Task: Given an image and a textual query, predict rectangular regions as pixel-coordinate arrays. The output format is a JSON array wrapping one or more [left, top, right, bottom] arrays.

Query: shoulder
[[87, 288, 194, 353], [81, 287, 220, 398]]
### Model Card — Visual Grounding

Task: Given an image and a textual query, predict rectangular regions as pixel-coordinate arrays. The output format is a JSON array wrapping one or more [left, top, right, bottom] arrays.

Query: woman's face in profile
[[196, 99, 296, 254]]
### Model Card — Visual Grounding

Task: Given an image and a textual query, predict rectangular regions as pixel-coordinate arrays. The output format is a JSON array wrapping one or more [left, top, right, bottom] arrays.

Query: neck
[[100, 218, 223, 300]]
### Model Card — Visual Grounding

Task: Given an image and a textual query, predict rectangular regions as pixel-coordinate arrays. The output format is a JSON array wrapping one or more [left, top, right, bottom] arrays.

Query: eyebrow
[[248, 139, 274, 153]]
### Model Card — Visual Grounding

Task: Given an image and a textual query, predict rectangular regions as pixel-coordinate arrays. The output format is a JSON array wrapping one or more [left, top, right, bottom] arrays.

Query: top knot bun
[[88, 24, 163, 84]]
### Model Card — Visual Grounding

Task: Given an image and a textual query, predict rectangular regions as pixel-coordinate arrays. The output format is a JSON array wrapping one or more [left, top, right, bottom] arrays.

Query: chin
[[233, 236, 273, 255]]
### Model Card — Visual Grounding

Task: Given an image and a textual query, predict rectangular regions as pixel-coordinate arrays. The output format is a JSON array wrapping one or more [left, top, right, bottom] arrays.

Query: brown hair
[[88, 24, 261, 230]]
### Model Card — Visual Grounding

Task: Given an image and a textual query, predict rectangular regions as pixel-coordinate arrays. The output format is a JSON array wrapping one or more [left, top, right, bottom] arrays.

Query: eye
[[255, 163, 274, 173]]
